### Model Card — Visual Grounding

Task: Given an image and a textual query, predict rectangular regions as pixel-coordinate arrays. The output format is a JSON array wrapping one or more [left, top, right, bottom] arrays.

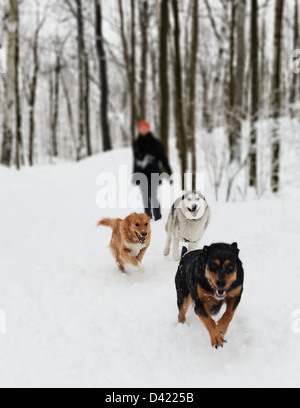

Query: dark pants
[[140, 176, 161, 220]]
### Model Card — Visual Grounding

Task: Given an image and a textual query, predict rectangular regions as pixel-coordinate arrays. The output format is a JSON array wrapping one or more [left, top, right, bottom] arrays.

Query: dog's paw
[[164, 247, 170, 257], [210, 330, 227, 349], [136, 262, 145, 274]]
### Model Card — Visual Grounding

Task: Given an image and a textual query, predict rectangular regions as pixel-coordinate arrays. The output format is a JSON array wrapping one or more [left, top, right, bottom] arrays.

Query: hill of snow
[[0, 148, 300, 388]]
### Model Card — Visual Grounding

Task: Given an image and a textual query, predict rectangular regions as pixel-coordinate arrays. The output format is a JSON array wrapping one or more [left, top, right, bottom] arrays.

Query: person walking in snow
[[133, 121, 172, 221]]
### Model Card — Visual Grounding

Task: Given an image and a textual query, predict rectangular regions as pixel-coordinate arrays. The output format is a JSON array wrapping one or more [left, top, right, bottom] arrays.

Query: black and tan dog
[[175, 243, 244, 349]]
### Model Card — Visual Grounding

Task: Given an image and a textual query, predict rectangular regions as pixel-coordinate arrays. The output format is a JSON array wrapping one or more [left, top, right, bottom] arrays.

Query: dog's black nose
[[216, 280, 226, 289], [191, 205, 197, 211], [141, 231, 148, 237]]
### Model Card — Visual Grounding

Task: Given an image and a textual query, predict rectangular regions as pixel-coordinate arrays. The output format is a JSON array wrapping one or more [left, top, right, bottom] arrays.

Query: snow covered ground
[[0, 147, 300, 388]]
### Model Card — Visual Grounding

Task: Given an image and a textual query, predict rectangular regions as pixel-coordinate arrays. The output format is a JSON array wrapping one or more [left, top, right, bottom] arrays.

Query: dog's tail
[[97, 218, 120, 229], [181, 246, 188, 259]]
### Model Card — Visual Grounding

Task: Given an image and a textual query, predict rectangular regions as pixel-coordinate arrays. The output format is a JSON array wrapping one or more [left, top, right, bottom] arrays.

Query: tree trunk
[[200, 65, 212, 132], [51, 54, 60, 158], [249, 0, 259, 189], [15, 2, 22, 170], [233, 0, 246, 164], [187, 0, 199, 191], [271, 0, 285, 193], [118, 0, 137, 142], [172, 0, 187, 188], [28, 24, 41, 166], [159, 0, 170, 154], [139, 0, 149, 121], [95, 0, 112, 152], [1, 0, 19, 167], [61, 72, 77, 159], [84, 52, 92, 156], [76, 0, 86, 159], [260, 13, 267, 113], [227, 0, 237, 163], [130, 0, 137, 140], [290, 0, 299, 118]]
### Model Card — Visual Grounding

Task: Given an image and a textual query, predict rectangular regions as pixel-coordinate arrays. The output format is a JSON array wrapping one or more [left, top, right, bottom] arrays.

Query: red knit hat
[[138, 120, 151, 132]]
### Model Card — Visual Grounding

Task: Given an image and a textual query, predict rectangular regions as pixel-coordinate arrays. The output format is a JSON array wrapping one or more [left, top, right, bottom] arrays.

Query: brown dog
[[98, 213, 151, 274]]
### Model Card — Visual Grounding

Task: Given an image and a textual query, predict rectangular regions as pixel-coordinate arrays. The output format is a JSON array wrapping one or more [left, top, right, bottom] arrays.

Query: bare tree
[[23, 12, 46, 166], [138, 0, 149, 121], [290, 0, 299, 117], [172, 0, 187, 187], [66, 0, 92, 159], [227, 0, 237, 163], [1, 0, 20, 168], [271, 0, 285, 193], [1, 0, 18, 166], [159, 0, 170, 154], [233, 0, 246, 163], [51, 49, 61, 158], [95, 0, 112, 152], [187, 0, 199, 190], [130, 0, 137, 139], [249, 0, 259, 189], [118, 0, 137, 141]]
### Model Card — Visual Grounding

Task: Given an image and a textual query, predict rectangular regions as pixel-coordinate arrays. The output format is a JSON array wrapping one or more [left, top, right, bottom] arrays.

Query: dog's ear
[[231, 242, 240, 256], [203, 245, 210, 259]]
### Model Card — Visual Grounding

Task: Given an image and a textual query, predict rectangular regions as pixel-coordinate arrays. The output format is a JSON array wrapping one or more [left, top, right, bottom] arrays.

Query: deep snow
[[0, 148, 300, 388]]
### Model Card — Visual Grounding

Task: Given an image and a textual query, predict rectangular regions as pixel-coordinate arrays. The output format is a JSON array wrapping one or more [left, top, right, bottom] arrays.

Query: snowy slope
[[0, 149, 300, 388]]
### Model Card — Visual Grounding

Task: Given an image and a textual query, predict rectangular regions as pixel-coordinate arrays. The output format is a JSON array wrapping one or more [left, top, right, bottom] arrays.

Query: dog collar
[[184, 238, 198, 244]]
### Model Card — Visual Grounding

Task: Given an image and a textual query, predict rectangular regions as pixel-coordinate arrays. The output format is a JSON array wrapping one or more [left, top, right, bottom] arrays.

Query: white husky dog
[[164, 191, 211, 261]]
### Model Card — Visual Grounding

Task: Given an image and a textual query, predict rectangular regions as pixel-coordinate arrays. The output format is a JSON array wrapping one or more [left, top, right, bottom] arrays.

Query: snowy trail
[[0, 150, 300, 388]]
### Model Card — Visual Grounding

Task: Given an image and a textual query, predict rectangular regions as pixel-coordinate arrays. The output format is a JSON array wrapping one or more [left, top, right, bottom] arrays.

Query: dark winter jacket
[[133, 132, 172, 178]]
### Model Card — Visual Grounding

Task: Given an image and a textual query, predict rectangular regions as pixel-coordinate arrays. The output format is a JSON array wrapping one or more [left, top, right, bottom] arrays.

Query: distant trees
[[0, 0, 297, 198], [201, 0, 291, 197]]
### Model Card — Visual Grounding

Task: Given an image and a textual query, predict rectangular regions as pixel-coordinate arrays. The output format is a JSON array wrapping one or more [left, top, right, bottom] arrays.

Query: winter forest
[[1, 0, 300, 389], [0, 0, 299, 198]]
